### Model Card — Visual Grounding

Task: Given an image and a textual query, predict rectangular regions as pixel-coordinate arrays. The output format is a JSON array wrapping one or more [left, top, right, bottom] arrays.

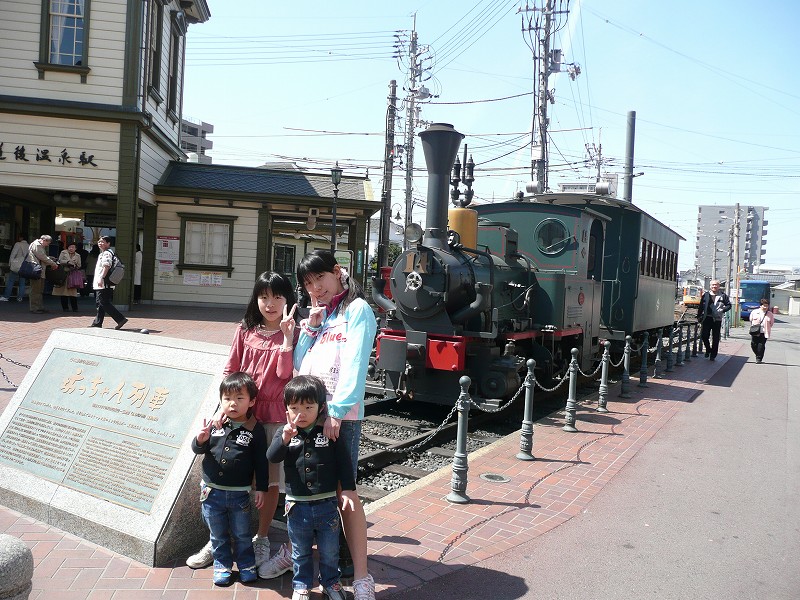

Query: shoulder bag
[[18, 260, 42, 280], [67, 268, 86, 289], [749, 323, 761, 335]]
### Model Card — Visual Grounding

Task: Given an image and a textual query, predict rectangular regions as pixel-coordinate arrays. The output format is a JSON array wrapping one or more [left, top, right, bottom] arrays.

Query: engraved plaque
[[0, 348, 212, 513]]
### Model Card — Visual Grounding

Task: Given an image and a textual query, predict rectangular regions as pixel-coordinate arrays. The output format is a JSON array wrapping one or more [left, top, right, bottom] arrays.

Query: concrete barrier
[[0, 534, 33, 600]]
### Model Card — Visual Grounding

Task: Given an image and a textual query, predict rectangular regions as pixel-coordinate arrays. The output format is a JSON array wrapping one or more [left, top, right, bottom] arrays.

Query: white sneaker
[[352, 574, 376, 600], [0, 297, 8, 302], [257, 543, 292, 579], [186, 540, 213, 569], [291, 590, 310, 600], [252, 534, 270, 568], [17, 297, 23, 302]]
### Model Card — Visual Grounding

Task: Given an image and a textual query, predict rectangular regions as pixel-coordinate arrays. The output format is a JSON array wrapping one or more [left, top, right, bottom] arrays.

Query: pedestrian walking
[[698, 279, 731, 361], [748, 299, 775, 364], [89, 236, 127, 329]]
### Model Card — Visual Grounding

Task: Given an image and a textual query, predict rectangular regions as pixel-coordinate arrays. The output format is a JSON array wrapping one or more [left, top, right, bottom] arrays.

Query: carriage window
[[640, 239, 647, 274], [536, 219, 571, 255]]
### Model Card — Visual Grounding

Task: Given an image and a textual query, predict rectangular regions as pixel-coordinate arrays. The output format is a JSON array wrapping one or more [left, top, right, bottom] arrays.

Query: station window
[[146, 0, 165, 102], [35, 0, 92, 82], [166, 10, 187, 120], [176, 213, 237, 276], [273, 244, 296, 278]]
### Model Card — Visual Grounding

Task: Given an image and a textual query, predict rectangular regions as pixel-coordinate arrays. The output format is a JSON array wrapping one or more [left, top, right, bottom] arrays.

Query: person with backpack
[[89, 236, 128, 330]]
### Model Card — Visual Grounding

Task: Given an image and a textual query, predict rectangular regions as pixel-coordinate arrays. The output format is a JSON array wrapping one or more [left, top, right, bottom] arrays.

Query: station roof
[[155, 161, 378, 213]]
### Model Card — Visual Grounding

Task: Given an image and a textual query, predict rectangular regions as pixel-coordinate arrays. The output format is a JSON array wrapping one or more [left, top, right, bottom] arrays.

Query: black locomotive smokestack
[[419, 123, 464, 249]]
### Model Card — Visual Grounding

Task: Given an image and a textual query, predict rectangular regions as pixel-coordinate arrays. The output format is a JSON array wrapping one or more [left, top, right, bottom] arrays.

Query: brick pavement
[[0, 298, 740, 599]]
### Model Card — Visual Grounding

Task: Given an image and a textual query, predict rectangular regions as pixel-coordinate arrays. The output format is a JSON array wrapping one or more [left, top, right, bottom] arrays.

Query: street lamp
[[330, 162, 342, 252]]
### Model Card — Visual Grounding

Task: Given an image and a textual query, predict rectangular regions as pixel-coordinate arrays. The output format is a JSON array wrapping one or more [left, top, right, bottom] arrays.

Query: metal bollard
[[692, 322, 699, 356], [516, 359, 536, 460], [665, 325, 675, 372], [563, 348, 579, 432], [446, 376, 472, 504], [619, 335, 632, 398], [638, 334, 649, 387], [684, 322, 692, 362], [597, 341, 611, 412], [675, 324, 684, 366], [653, 328, 663, 378]]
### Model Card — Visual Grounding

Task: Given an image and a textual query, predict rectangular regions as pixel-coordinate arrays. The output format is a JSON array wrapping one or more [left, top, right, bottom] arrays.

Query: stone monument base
[[0, 328, 230, 566]]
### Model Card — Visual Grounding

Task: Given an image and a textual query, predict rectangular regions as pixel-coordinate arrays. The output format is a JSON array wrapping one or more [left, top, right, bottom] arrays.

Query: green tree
[[368, 242, 403, 273]]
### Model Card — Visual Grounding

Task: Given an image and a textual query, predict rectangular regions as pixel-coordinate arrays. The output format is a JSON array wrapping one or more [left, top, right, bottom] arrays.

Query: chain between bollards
[[446, 376, 472, 504], [516, 359, 536, 460], [563, 348, 579, 432], [619, 335, 632, 398], [597, 341, 611, 412], [638, 334, 649, 387]]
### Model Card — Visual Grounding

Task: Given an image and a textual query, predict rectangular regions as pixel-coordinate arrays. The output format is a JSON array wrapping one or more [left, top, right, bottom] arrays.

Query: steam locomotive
[[371, 123, 681, 406]]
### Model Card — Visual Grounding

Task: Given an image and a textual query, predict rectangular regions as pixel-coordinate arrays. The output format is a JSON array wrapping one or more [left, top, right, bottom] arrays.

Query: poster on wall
[[182, 273, 222, 287], [156, 236, 180, 261]]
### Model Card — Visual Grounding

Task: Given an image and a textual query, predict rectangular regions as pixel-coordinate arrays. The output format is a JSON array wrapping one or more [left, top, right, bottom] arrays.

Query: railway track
[[354, 381, 606, 503]]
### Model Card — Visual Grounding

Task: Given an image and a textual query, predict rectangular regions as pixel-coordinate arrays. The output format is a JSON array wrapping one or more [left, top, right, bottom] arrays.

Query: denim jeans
[[287, 497, 341, 590], [337, 420, 361, 479], [200, 485, 256, 574], [3, 270, 25, 299]]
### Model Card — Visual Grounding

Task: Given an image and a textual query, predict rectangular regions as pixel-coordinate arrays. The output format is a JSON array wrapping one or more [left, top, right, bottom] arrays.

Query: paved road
[[393, 316, 800, 600]]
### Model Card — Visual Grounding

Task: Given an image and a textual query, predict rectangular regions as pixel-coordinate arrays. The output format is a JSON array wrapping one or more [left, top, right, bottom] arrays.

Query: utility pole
[[378, 80, 398, 268], [403, 19, 419, 249], [519, 1, 576, 194], [712, 239, 718, 281], [532, 1, 552, 193], [733, 203, 741, 326]]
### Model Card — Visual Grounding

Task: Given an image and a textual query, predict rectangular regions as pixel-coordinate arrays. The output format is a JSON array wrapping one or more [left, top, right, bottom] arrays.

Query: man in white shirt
[[90, 236, 128, 330]]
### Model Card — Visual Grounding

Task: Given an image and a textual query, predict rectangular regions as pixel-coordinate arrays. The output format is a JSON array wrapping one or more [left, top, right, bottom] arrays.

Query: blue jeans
[[200, 485, 256, 574], [287, 497, 341, 590], [337, 420, 361, 479], [3, 271, 25, 299]]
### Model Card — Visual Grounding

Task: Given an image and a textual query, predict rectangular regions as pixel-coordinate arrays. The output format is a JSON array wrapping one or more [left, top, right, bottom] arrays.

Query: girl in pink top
[[187, 272, 298, 572]]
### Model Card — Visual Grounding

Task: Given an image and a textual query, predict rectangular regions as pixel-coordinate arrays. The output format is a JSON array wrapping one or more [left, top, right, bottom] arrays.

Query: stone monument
[[0, 328, 230, 566]]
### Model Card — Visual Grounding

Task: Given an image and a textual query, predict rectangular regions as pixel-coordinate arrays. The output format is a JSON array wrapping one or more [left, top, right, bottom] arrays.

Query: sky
[[182, 0, 800, 270]]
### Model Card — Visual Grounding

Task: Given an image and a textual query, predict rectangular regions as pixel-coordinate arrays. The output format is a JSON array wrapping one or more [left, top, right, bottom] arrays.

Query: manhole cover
[[479, 473, 511, 483]]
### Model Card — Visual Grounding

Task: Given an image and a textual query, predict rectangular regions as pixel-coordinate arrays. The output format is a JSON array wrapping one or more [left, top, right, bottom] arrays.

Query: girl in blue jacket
[[294, 250, 377, 600]]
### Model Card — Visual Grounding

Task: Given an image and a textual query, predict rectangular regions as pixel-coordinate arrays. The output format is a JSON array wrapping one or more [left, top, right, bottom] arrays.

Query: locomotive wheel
[[479, 370, 519, 399]]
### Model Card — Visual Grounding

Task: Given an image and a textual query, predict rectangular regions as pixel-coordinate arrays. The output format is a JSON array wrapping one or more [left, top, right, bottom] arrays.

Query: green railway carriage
[[484, 194, 682, 343]]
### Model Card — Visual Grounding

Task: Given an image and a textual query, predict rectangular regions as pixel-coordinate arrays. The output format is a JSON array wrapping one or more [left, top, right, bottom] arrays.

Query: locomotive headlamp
[[404, 223, 423, 245]]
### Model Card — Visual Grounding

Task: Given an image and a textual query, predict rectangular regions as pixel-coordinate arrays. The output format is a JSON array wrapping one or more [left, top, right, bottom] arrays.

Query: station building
[[0, 1, 378, 309]]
